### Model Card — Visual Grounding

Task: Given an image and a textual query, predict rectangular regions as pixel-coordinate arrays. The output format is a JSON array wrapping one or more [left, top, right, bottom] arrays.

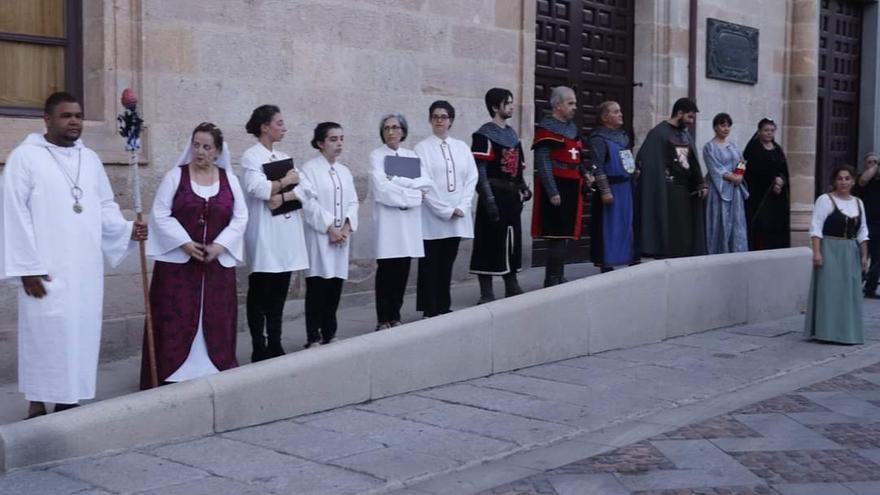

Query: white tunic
[[0, 133, 134, 403], [809, 194, 869, 242], [369, 144, 432, 259], [240, 143, 309, 273], [299, 155, 359, 279], [145, 167, 248, 382], [413, 134, 478, 240]]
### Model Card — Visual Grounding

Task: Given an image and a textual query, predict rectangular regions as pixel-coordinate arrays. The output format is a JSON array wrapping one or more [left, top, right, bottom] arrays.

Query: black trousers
[[417, 237, 461, 317], [246, 271, 292, 346], [376, 257, 411, 324], [865, 225, 880, 294], [305, 276, 344, 343]]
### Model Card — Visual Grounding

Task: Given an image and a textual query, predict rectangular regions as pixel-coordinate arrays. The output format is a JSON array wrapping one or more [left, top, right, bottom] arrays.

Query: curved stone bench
[[0, 247, 811, 472]]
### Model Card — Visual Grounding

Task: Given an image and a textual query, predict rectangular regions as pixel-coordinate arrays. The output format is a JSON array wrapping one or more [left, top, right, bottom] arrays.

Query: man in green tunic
[[636, 97, 708, 258]]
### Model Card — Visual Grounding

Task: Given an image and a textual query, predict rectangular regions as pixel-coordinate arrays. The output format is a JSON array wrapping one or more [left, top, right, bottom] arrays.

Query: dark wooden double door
[[816, 0, 863, 196], [532, 0, 635, 266]]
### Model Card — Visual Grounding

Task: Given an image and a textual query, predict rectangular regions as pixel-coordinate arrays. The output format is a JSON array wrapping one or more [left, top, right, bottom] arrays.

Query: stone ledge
[[0, 248, 811, 472]]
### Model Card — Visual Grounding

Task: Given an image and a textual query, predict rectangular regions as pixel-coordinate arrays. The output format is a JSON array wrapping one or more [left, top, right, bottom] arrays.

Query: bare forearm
[[811, 237, 821, 256], [859, 166, 878, 187]]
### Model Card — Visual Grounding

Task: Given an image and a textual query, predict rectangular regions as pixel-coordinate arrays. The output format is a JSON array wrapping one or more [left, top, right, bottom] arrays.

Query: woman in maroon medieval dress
[[141, 123, 248, 388]]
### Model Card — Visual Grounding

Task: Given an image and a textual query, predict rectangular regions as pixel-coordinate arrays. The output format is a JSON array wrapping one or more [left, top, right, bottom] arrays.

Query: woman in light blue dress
[[704, 113, 749, 254]]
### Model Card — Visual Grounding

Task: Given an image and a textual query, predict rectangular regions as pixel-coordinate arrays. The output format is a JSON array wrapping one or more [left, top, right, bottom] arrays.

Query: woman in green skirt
[[805, 165, 868, 344]]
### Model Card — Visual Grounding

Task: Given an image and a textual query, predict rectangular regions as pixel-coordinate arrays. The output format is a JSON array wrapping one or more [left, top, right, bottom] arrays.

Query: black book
[[263, 158, 302, 216], [384, 155, 422, 179]]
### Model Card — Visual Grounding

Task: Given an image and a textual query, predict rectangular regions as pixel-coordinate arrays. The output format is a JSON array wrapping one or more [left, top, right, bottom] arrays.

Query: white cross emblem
[[568, 147, 580, 161]]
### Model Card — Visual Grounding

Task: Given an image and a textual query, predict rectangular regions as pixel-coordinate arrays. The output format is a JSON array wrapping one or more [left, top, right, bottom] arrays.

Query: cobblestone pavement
[[2, 302, 879, 494], [479, 364, 880, 495]]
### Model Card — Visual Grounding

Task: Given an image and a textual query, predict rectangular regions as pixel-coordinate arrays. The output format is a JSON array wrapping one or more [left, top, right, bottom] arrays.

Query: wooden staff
[[119, 88, 158, 388]]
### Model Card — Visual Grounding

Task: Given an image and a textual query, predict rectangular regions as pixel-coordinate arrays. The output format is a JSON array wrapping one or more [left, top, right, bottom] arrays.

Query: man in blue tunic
[[588, 101, 635, 272]]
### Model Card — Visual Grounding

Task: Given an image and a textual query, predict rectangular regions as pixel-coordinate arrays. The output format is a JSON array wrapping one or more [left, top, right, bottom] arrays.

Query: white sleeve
[[415, 143, 455, 219], [810, 194, 832, 239], [146, 168, 193, 258], [213, 172, 249, 265], [371, 151, 422, 209], [0, 150, 46, 277], [859, 198, 869, 243], [299, 171, 334, 233], [96, 156, 136, 268], [457, 146, 479, 213], [241, 153, 273, 201], [345, 170, 360, 232]]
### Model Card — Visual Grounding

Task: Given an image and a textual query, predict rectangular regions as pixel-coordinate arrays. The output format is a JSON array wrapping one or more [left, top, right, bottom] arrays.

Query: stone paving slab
[[772, 482, 855, 494], [844, 481, 880, 494], [415, 383, 604, 428], [137, 477, 273, 495], [399, 401, 577, 446], [0, 469, 94, 495], [221, 419, 386, 463], [403, 462, 541, 495], [329, 446, 459, 482], [51, 452, 209, 493], [711, 413, 844, 452], [148, 436, 383, 494]]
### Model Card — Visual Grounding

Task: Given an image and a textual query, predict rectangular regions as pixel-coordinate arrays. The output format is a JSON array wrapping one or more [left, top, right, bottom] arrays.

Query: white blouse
[[146, 166, 248, 267], [240, 143, 309, 273], [809, 193, 869, 242], [299, 155, 359, 279], [413, 134, 478, 240], [369, 144, 433, 259]]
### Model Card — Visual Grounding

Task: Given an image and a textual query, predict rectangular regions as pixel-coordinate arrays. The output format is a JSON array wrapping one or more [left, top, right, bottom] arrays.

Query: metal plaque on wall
[[706, 18, 759, 85]]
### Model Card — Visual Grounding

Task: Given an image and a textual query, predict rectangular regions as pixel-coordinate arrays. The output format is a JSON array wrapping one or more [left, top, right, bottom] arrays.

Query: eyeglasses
[[383, 125, 403, 132], [430, 114, 451, 121]]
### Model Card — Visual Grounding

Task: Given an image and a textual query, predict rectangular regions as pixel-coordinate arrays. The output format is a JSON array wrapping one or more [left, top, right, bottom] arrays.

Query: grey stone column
[[783, 0, 820, 246], [859, 2, 880, 162]]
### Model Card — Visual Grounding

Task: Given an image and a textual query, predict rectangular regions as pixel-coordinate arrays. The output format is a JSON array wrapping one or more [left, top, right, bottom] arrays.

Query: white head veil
[[173, 134, 232, 169]]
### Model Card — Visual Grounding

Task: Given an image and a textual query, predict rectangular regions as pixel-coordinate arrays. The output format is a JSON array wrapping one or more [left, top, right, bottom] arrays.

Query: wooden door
[[816, 0, 863, 195], [533, 0, 635, 265]]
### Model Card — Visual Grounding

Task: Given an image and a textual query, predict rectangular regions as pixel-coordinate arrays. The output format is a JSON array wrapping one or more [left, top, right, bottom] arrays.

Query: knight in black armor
[[469, 88, 532, 303]]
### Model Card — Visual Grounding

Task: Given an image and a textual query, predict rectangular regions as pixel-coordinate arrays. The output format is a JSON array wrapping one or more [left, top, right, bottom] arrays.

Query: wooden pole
[[138, 210, 158, 389], [131, 144, 158, 389]]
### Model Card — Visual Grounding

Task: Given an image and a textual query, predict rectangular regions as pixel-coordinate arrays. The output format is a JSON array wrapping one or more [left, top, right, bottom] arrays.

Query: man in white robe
[[0, 92, 147, 418]]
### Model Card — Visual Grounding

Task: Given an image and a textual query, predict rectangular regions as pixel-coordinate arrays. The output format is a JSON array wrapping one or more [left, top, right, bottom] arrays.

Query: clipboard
[[383, 155, 422, 179], [263, 158, 302, 216]]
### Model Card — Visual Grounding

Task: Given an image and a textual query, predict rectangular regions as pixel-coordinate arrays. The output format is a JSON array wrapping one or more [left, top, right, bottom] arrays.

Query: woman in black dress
[[743, 118, 790, 250]]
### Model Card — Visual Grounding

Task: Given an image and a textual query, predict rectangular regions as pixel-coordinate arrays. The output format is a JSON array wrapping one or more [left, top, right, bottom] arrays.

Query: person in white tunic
[[413, 100, 478, 317], [142, 123, 247, 388], [299, 122, 359, 347], [241, 105, 308, 362], [0, 92, 146, 418], [370, 113, 432, 330]]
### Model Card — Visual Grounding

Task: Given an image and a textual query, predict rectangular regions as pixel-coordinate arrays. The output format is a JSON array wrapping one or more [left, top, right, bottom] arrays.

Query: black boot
[[266, 339, 286, 358], [477, 275, 495, 304], [559, 261, 569, 283], [251, 338, 268, 363], [543, 258, 562, 287], [503, 272, 523, 297]]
